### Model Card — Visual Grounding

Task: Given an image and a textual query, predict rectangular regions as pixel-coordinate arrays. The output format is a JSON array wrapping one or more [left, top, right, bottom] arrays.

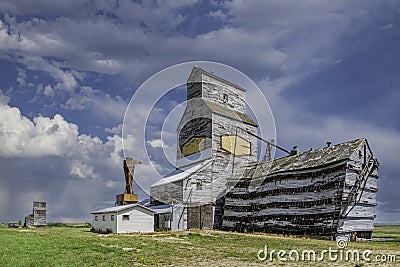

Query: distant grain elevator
[[24, 201, 46, 227]]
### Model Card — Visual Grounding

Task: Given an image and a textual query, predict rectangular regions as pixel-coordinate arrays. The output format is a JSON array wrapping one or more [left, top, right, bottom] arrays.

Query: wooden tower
[[115, 158, 140, 206]]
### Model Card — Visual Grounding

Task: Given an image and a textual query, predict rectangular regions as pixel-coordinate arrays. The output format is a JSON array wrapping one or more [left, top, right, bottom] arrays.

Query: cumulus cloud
[[70, 160, 96, 179], [0, 104, 78, 157], [147, 139, 169, 149], [61, 86, 127, 121], [0, 97, 140, 221]]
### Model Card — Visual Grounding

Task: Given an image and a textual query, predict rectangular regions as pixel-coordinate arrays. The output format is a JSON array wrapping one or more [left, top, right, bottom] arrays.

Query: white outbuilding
[[91, 204, 155, 233]]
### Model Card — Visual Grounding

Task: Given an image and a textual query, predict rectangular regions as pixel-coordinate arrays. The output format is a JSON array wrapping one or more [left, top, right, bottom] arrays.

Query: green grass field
[[0, 224, 399, 266]]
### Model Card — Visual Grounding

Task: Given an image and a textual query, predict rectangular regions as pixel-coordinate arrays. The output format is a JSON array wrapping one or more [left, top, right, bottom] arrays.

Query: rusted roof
[[203, 99, 258, 127], [245, 138, 365, 178]]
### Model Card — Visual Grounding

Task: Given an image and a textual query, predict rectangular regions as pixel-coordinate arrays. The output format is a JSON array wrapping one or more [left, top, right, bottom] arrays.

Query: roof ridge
[[188, 66, 246, 92], [293, 138, 364, 158]]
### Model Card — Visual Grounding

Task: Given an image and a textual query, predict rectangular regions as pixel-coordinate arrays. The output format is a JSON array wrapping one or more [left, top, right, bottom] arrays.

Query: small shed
[[91, 204, 155, 233]]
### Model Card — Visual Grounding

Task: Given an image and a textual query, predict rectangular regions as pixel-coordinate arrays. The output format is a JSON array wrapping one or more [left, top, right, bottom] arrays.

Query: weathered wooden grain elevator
[[24, 201, 46, 227], [149, 66, 379, 240]]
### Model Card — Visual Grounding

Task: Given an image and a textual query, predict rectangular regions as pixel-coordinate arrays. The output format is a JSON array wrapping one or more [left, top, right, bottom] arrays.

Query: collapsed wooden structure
[[222, 138, 379, 240]]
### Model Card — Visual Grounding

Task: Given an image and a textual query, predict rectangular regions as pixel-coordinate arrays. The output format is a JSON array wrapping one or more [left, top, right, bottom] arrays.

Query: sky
[[0, 0, 399, 223]]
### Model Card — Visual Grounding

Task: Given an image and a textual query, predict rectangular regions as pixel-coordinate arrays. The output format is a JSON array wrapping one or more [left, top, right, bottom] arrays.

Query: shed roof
[[203, 99, 258, 127], [148, 204, 184, 214], [91, 203, 155, 214], [151, 158, 212, 187], [244, 138, 366, 178]]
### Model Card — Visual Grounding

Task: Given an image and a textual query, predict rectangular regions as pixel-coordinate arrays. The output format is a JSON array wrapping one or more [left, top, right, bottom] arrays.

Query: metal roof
[[91, 203, 155, 214], [148, 203, 184, 214], [150, 159, 212, 187]]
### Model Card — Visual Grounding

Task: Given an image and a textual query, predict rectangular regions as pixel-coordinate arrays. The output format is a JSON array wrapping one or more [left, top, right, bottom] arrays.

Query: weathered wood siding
[[222, 163, 347, 235], [202, 75, 246, 113], [150, 180, 183, 205], [176, 98, 213, 163], [222, 139, 379, 240], [337, 140, 378, 240], [33, 202, 46, 226], [187, 204, 214, 229]]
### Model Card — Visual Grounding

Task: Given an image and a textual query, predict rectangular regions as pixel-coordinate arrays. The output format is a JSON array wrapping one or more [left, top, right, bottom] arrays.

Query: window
[[223, 93, 228, 103], [95, 216, 98, 221], [111, 215, 114, 221], [196, 179, 203, 190], [122, 215, 129, 221], [102, 215, 106, 221]]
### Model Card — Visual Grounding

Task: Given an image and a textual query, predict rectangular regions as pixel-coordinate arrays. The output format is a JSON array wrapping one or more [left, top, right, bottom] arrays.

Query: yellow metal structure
[[116, 193, 138, 205], [221, 135, 251, 156], [181, 137, 205, 156]]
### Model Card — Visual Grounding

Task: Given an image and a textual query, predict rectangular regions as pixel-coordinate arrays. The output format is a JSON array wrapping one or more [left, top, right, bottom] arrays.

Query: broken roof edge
[[187, 66, 246, 92], [240, 138, 366, 179], [286, 137, 365, 161]]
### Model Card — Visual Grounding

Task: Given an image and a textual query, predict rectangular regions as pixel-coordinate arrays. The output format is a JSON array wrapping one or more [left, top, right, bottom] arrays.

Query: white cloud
[[62, 86, 97, 110], [43, 84, 54, 97], [106, 179, 116, 188], [16, 68, 26, 87], [70, 160, 96, 179], [208, 9, 228, 20], [147, 139, 169, 149], [61, 86, 127, 121], [105, 124, 123, 135], [0, 104, 77, 157], [20, 56, 78, 93], [0, 98, 135, 180]]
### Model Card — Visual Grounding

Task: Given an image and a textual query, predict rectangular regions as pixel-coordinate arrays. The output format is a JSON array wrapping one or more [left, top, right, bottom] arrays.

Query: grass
[[0, 225, 399, 266]]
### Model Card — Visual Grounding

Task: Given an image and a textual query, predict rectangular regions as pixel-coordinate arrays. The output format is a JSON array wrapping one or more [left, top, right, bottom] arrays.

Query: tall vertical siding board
[[150, 180, 183, 205], [202, 75, 246, 114]]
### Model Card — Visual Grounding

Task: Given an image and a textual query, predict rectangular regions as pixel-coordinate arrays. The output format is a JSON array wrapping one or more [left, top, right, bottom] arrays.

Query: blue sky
[[0, 0, 399, 223]]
